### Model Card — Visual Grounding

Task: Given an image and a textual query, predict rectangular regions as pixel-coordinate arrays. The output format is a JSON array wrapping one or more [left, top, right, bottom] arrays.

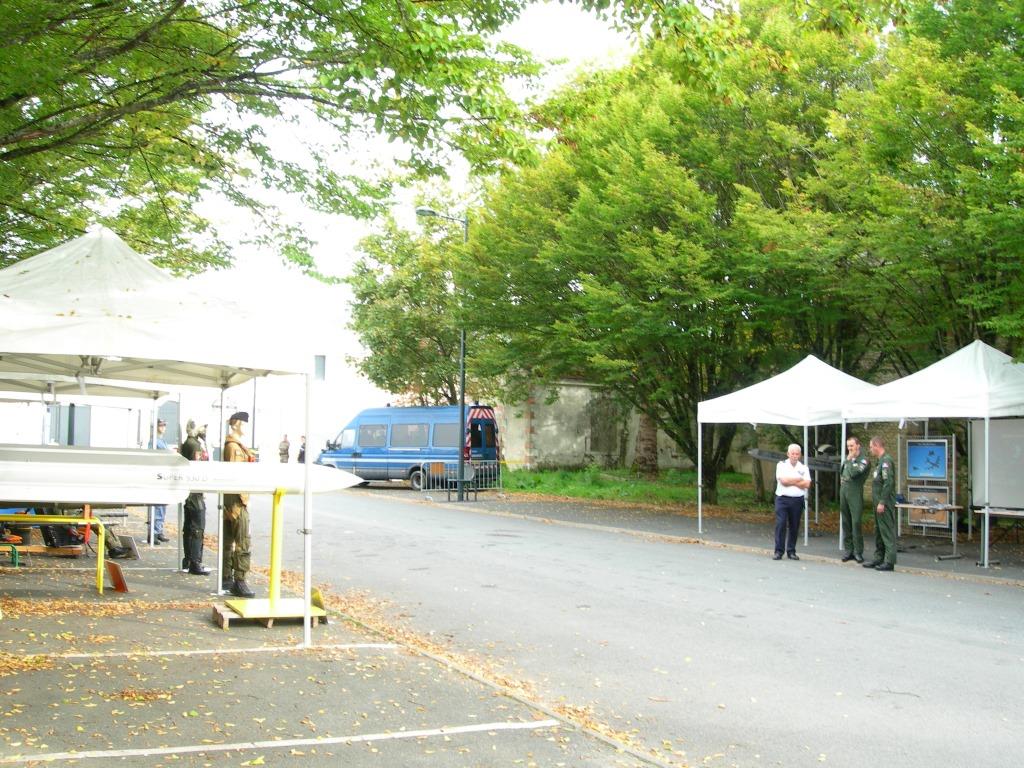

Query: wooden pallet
[[211, 602, 324, 630]]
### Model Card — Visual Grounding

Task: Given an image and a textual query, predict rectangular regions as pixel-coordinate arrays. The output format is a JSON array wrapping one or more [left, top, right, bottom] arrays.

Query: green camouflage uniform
[[870, 452, 897, 565], [840, 451, 870, 557]]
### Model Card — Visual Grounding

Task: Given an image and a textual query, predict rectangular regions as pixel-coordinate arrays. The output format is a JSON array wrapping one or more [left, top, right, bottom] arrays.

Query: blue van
[[316, 405, 500, 490]]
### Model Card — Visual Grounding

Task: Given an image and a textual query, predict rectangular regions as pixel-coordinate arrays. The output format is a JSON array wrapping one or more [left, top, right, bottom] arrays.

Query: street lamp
[[416, 206, 469, 501]]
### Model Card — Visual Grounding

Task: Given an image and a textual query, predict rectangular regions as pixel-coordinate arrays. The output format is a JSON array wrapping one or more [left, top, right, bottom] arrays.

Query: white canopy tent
[[697, 355, 877, 539], [843, 340, 1024, 565], [0, 228, 333, 642]]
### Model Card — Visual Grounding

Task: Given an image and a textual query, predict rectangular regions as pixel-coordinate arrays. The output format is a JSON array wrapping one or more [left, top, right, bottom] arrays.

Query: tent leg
[[839, 421, 846, 552], [803, 425, 809, 547], [814, 425, 819, 524], [302, 371, 314, 647], [982, 417, 991, 568], [697, 421, 703, 536], [215, 388, 226, 595]]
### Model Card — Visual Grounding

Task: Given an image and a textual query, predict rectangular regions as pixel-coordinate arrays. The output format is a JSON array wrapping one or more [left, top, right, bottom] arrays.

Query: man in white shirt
[[774, 443, 811, 560]]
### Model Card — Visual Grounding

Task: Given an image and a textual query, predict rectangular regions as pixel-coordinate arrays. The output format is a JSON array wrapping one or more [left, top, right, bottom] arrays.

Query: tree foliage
[[348, 0, 1023, 498], [1, 0, 702, 270]]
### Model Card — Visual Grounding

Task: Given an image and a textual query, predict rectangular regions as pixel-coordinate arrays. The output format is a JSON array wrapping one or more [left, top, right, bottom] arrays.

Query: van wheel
[[409, 468, 424, 492]]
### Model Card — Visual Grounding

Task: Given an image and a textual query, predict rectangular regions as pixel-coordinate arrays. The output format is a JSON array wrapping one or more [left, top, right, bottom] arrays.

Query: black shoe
[[188, 564, 211, 576], [182, 557, 190, 570], [875, 563, 895, 572], [772, 552, 783, 560], [108, 546, 131, 559], [854, 555, 864, 564], [863, 560, 882, 568], [156, 533, 170, 543], [221, 580, 233, 592], [787, 553, 800, 561], [841, 553, 855, 562], [230, 579, 255, 598]]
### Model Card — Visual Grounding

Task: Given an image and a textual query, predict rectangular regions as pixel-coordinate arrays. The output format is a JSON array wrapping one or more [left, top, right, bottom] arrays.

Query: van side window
[[358, 424, 387, 447], [433, 423, 460, 447], [340, 429, 355, 449], [392, 423, 428, 448]]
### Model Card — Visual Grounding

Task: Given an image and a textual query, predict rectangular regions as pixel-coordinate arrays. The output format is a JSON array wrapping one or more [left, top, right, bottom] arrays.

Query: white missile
[[0, 444, 362, 506]]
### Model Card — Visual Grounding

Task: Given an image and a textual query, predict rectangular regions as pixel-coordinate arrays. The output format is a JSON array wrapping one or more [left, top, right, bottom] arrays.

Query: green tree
[[464, 1, 875, 500], [747, 0, 1024, 371], [347, 214, 467, 405]]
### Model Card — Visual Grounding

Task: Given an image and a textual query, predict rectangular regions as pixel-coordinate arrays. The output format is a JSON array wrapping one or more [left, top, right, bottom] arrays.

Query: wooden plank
[[12, 544, 83, 556]]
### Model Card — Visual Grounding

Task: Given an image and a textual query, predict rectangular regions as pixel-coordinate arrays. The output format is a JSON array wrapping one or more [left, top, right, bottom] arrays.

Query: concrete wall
[[495, 381, 692, 471]]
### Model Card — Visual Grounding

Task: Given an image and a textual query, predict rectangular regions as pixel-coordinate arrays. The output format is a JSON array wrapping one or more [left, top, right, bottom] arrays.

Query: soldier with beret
[[222, 411, 255, 597]]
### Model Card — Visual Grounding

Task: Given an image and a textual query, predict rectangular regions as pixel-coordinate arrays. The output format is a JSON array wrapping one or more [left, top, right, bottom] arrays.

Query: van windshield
[[338, 429, 355, 449]]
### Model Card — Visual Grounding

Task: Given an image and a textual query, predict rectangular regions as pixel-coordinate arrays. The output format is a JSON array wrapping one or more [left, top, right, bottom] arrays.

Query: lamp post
[[416, 206, 469, 501]]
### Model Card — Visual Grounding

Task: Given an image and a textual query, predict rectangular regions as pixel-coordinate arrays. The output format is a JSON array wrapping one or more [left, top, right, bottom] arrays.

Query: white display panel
[[970, 419, 1024, 509]]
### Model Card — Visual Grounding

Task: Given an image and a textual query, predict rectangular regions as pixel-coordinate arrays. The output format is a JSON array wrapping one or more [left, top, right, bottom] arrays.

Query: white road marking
[[0, 719, 562, 763], [40, 642, 398, 661]]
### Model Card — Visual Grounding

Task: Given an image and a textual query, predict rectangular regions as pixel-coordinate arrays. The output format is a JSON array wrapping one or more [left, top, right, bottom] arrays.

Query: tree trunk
[[752, 456, 766, 503], [635, 411, 659, 478]]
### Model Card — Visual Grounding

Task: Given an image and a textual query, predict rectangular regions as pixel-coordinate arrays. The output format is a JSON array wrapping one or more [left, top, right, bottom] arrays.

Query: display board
[[970, 419, 1024, 509], [905, 485, 950, 527], [906, 439, 948, 480]]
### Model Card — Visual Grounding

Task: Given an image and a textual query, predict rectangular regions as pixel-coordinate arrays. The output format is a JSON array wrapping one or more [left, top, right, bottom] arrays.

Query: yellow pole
[[268, 488, 285, 605], [97, 521, 105, 595]]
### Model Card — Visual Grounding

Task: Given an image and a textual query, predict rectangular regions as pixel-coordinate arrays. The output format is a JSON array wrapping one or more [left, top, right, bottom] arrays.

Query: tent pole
[[983, 416, 991, 568], [839, 420, 846, 552], [302, 371, 313, 647], [697, 420, 703, 536], [215, 387, 226, 595], [803, 424, 809, 547], [814, 425, 819, 524], [148, 403, 158, 546]]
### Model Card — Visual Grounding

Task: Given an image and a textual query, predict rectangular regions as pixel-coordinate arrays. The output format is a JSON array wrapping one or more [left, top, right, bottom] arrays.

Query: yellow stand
[[0, 514, 107, 594], [222, 489, 326, 626]]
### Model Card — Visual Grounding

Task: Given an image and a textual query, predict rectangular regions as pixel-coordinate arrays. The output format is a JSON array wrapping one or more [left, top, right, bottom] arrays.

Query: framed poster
[[905, 484, 950, 527], [906, 439, 948, 481]]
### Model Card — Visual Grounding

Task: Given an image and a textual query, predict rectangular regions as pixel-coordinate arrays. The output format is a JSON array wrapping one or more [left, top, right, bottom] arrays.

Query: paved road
[[259, 488, 1022, 768]]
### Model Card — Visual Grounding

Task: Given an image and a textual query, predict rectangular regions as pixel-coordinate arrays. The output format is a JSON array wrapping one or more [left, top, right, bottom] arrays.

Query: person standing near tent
[[222, 412, 256, 598], [773, 444, 811, 561], [179, 420, 211, 576], [278, 434, 290, 463], [840, 436, 870, 563], [864, 436, 897, 571], [149, 419, 171, 544], [297, 435, 306, 464]]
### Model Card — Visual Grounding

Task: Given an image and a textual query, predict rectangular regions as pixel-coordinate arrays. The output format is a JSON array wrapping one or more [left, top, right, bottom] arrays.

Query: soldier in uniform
[[179, 420, 210, 575], [222, 411, 256, 597], [864, 436, 897, 571], [839, 436, 870, 563]]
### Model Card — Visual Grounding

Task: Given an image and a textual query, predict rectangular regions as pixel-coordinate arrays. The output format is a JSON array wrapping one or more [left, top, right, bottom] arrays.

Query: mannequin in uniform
[[179, 419, 210, 575], [222, 412, 255, 597]]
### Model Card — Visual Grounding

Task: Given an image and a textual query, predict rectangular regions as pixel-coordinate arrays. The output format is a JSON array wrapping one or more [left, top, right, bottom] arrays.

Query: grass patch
[[503, 466, 759, 508]]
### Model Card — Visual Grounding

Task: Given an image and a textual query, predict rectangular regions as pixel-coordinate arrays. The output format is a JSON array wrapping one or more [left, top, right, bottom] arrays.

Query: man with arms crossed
[[774, 444, 811, 561]]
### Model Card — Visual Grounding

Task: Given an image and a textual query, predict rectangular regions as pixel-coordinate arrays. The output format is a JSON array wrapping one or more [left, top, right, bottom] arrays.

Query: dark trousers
[[183, 493, 206, 567], [774, 494, 804, 555]]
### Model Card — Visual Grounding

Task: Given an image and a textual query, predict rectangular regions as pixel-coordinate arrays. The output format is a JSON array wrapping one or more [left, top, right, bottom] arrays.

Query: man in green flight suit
[[864, 435, 897, 572], [840, 436, 870, 563]]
